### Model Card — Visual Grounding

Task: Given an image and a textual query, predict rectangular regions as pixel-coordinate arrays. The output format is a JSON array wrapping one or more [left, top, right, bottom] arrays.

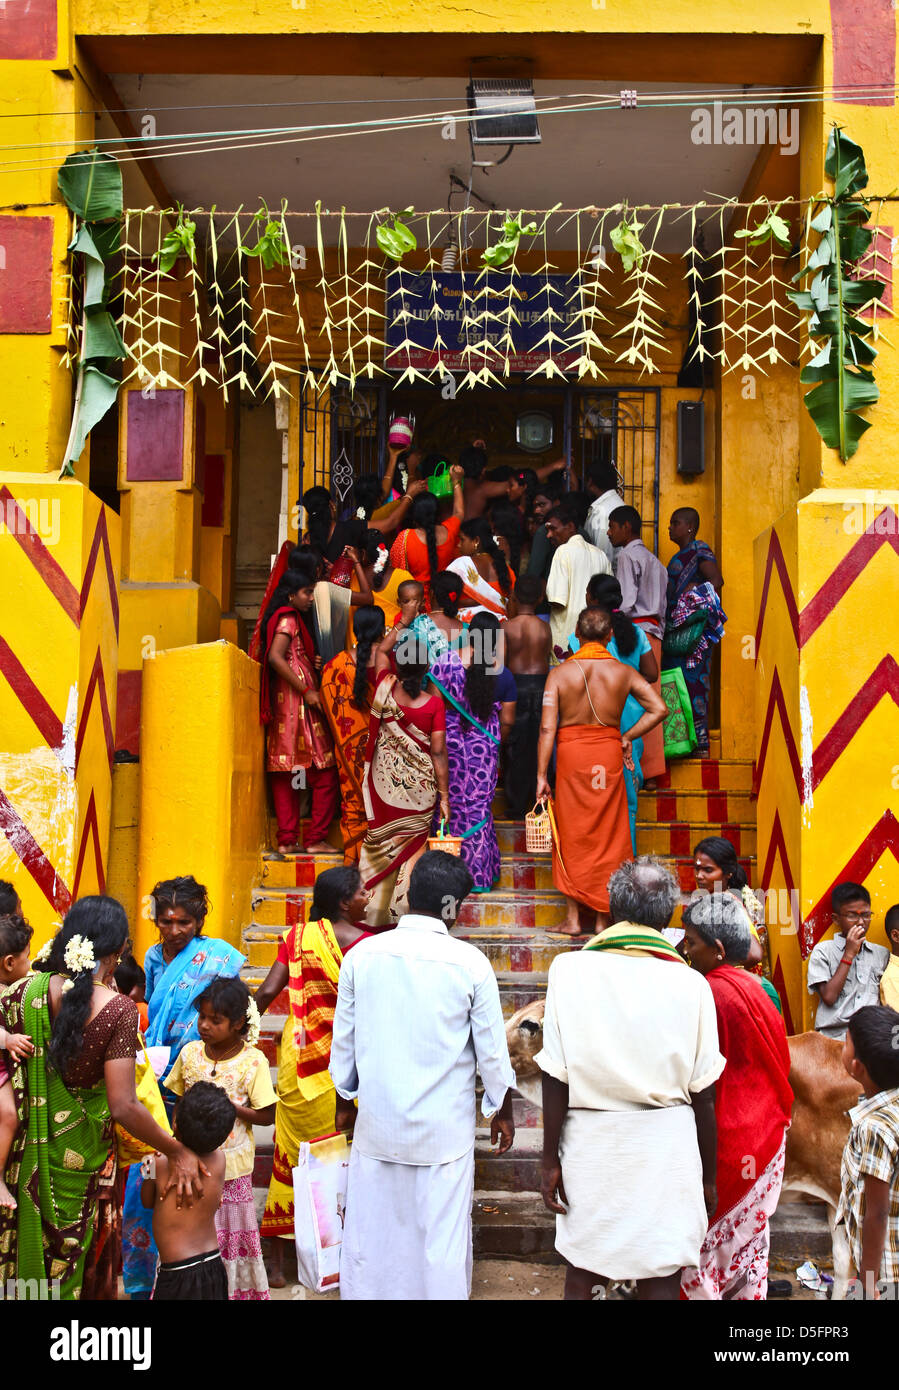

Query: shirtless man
[[503, 575, 553, 818], [536, 607, 666, 934], [462, 440, 566, 520]]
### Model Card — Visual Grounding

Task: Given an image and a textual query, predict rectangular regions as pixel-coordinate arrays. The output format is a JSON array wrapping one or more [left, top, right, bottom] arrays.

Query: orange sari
[[319, 651, 372, 863], [551, 643, 633, 914]]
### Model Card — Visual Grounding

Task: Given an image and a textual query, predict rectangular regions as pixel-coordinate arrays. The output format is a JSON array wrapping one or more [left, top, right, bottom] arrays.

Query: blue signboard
[[384, 269, 582, 373]]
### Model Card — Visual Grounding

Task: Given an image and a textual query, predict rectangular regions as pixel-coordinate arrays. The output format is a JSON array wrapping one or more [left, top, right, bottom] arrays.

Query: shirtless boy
[[503, 575, 553, 819], [141, 1080, 235, 1300]]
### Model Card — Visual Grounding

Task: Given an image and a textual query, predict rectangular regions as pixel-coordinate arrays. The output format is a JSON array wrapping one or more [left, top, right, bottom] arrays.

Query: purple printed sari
[[666, 541, 726, 754], [428, 650, 501, 892]]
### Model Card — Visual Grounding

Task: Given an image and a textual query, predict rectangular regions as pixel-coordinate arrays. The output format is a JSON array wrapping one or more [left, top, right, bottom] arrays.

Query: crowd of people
[[0, 438, 896, 1305], [252, 436, 728, 927], [0, 858, 898, 1303]]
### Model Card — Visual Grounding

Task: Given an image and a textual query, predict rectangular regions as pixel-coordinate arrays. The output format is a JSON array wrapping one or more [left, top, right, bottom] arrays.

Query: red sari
[[358, 671, 445, 926], [681, 965, 793, 1300], [261, 606, 334, 773]]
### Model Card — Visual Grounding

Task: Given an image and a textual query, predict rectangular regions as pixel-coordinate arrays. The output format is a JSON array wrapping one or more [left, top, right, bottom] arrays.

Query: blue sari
[[121, 934, 245, 1297]]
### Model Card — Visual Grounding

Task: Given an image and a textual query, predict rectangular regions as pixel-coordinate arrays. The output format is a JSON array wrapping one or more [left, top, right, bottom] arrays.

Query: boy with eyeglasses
[[807, 883, 890, 1039]]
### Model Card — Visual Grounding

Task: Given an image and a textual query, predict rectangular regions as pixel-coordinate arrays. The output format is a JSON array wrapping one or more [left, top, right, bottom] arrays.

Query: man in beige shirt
[[545, 500, 610, 663], [538, 857, 724, 1300]]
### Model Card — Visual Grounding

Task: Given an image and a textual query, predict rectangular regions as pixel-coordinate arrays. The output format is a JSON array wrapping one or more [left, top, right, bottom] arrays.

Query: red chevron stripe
[[770, 954, 794, 1035], [0, 633, 63, 747], [759, 809, 801, 938], [752, 668, 802, 799], [804, 810, 899, 953], [799, 507, 899, 648], [0, 786, 72, 912], [71, 789, 106, 899], [754, 529, 799, 659], [0, 485, 80, 624], [80, 508, 119, 635], [812, 655, 899, 792], [75, 648, 115, 770]]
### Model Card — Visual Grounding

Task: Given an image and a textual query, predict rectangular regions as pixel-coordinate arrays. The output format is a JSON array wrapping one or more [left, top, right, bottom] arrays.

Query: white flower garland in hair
[[63, 934, 96, 975], [373, 545, 389, 576], [741, 884, 764, 926], [245, 997, 261, 1047], [493, 535, 503, 548], [355, 506, 366, 520], [399, 467, 408, 491], [32, 936, 54, 965]]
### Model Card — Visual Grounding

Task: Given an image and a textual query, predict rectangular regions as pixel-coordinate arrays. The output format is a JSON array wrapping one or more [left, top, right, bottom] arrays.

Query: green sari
[[0, 973, 112, 1300]]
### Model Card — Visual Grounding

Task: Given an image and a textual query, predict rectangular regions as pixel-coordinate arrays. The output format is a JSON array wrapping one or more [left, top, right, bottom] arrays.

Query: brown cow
[[505, 1000, 861, 1299]]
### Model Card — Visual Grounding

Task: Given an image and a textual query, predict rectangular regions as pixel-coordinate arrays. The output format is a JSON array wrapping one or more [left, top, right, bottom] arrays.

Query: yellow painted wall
[[134, 640, 267, 962], [0, 477, 119, 948], [72, 0, 832, 39], [106, 759, 140, 933]]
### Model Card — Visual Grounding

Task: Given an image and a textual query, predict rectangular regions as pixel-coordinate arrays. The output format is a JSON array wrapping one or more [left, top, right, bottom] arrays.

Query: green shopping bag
[[660, 666, 697, 759]]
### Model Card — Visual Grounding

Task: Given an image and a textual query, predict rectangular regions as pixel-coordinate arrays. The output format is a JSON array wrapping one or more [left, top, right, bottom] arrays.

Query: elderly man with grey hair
[[537, 855, 725, 1300]]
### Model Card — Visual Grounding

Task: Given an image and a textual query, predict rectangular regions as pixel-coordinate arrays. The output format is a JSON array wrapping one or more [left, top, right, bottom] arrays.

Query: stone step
[[469, 1192, 833, 1265], [259, 850, 756, 901], [637, 788, 756, 824], [249, 890, 579, 934], [657, 757, 753, 793], [239, 963, 547, 1020], [636, 820, 756, 858], [243, 921, 585, 973]]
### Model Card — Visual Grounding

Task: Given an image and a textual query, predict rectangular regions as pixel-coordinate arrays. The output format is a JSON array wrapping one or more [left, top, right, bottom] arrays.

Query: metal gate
[[300, 381, 661, 547]]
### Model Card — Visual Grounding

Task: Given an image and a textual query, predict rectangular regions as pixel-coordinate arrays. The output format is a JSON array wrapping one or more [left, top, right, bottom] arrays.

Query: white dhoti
[[340, 1144, 475, 1300], [556, 1105, 706, 1281]]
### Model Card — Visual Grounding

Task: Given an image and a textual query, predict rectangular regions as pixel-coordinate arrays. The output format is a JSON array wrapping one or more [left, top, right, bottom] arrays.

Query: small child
[[880, 904, 899, 1012], [502, 575, 552, 819], [0, 882, 21, 916], [115, 953, 149, 1032], [807, 882, 889, 1039], [141, 1080, 234, 1300], [837, 1005, 899, 1298], [0, 913, 35, 1209], [164, 977, 277, 1300]]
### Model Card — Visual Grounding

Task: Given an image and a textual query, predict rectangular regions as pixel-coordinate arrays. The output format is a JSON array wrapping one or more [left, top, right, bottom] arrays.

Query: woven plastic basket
[[428, 819, 462, 856], [525, 801, 553, 853]]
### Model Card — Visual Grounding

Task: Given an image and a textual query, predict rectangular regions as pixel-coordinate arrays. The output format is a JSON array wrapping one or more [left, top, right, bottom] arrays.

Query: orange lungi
[[552, 724, 633, 914]]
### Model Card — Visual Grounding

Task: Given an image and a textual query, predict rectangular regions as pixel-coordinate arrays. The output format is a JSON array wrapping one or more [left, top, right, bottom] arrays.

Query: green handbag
[[660, 666, 697, 759], [662, 613, 706, 658], [427, 460, 453, 497]]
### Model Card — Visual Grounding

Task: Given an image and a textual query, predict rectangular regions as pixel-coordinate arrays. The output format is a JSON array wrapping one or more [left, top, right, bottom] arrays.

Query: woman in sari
[[321, 605, 386, 864], [255, 865, 371, 1285], [666, 508, 726, 756], [446, 517, 511, 624], [345, 528, 415, 646], [261, 561, 339, 855], [0, 896, 204, 1301], [428, 613, 517, 893], [680, 893, 793, 1300], [410, 570, 465, 667], [388, 465, 465, 606], [688, 836, 782, 1011], [358, 629, 450, 927], [122, 875, 245, 1299]]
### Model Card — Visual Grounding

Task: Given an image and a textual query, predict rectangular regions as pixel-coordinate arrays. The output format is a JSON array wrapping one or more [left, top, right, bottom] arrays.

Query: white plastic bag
[[293, 1132, 351, 1292]]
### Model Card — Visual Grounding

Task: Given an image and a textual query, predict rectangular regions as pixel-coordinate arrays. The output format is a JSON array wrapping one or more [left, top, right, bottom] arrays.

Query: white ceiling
[[108, 75, 784, 249]]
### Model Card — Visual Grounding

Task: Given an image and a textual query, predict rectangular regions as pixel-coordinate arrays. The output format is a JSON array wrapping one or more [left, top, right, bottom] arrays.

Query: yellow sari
[[261, 919, 344, 1238], [345, 565, 414, 651]]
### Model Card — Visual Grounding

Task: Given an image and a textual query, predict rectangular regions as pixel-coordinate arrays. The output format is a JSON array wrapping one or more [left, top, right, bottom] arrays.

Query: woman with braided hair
[[388, 464, 465, 607], [446, 516, 512, 623], [321, 605, 387, 864], [0, 896, 205, 1301]]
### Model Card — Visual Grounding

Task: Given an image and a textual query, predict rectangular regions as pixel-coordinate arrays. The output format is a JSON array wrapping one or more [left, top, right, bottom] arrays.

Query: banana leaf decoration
[[788, 128, 884, 461], [58, 151, 126, 477]]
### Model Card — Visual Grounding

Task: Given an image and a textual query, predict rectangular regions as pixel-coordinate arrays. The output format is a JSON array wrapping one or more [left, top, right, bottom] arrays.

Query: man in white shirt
[[583, 461, 624, 570], [538, 856, 724, 1300], [330, 851, 516, 1300], [545, 499, 610, 662]]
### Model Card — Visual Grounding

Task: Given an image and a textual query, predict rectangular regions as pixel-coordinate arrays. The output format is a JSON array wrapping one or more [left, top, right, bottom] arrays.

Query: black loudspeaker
[[677, 400, 705, 475]]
